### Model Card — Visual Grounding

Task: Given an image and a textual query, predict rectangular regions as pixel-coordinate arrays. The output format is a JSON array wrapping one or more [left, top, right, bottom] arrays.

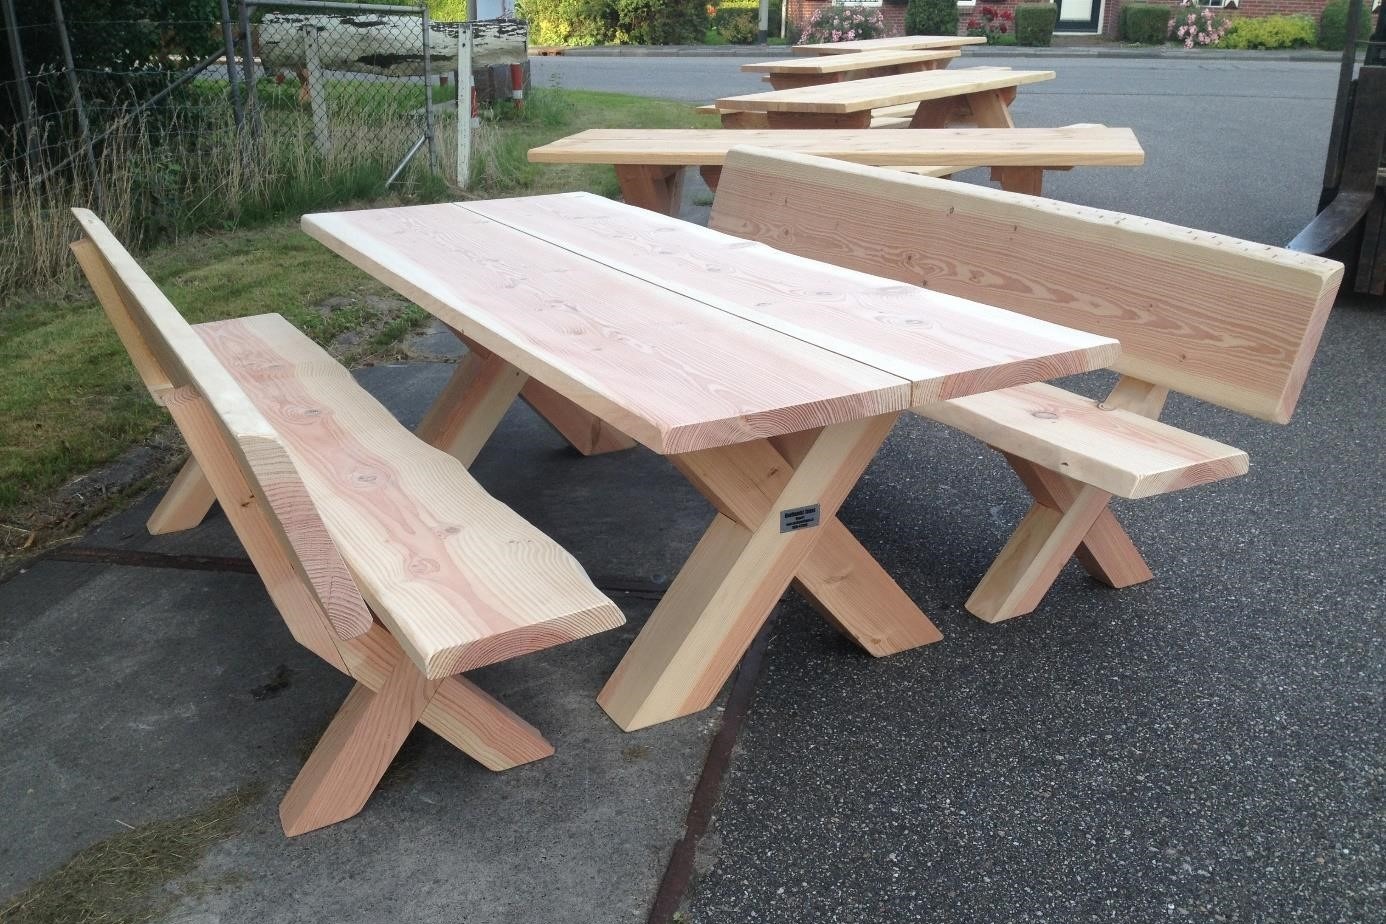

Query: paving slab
[[2, 361, 723, 924]]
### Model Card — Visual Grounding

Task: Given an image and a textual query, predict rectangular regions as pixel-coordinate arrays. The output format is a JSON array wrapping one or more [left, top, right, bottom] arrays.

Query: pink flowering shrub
[[965, 5, 1017, 43], [799, 5, 888, 44], [1168, 0, 1229, 48]]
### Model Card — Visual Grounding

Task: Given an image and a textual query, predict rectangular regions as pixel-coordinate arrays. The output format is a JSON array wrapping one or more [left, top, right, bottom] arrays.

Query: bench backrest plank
[[717, 67, 1052, 114], [742, 48, 959, 75], [70, 209, 371, 666], [527, 127, 1145, 168], [709, 148, 1343, 423]]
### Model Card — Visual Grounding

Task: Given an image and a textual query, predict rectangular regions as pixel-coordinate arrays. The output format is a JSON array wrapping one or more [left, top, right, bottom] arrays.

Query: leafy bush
[[965, 6, 1015, 44], [517, 0, 614, 45], [613, 0, 707, 43], [800, 4, 888, 44], [1313, 0, 1369, 50], [1222, 13, 1316, 49], [1016, 3, 1058, 46], [710, 0, 781, 44], [906, 0, 959, 37], [1168, 0, 1230, 47], [517, 0, 706, 45], [1120, 3, 1170, 44]]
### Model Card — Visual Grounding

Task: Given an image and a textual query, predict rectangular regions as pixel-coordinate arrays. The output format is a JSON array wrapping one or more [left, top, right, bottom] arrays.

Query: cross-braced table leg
[[598, 414, 941, 732]]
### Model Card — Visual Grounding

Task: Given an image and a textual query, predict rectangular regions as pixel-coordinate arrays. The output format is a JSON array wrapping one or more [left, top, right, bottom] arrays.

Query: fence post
[[1, 0, 39, 164], [218, 0, 244, 131], [421, 4, 437, 175], [237, 0, 262, 139], [302, 23, 331, 154], [50, 0, 105, 211], [455, 22, 472, 190]]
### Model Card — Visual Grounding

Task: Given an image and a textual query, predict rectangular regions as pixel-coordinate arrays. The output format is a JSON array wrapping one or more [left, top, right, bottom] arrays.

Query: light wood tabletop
[[303, 193, 1119, 730], [715, 66, 1054, 130], [528, 127, 1146, 209], [793, 35, 987, 55]]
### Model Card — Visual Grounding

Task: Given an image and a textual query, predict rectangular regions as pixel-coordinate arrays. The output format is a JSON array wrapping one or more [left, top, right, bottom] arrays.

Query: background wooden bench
[[528, 126, 1145, 212], [792, 35, 987, 56], [70, 210, 625, 835], [743, 48, 961, 90], [709, 148, 1343, 624], [715, 67, 1055, 130]]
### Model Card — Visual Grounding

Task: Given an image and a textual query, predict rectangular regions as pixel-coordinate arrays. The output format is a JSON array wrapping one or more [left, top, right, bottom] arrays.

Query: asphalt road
[[532, 54, 1343, 245]]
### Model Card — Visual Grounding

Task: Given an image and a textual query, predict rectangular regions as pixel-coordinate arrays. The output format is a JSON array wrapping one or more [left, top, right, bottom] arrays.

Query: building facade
[[788, 0, 1356, 39]]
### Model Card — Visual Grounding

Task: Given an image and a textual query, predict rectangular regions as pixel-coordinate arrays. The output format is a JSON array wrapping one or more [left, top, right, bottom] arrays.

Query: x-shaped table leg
[[598, 414, 941, 732]]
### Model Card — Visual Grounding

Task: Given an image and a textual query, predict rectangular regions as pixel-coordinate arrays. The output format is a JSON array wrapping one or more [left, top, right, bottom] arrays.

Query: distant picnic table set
[[71, 35, 1345, 838]]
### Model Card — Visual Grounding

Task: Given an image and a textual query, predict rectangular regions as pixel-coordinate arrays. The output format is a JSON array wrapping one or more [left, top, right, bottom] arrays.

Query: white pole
[[302, 24, 331, 154], [455, 23, 473, 189]]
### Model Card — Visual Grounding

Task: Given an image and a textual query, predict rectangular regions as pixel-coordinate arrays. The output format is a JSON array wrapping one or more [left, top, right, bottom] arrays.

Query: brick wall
[[790, 1, 916, 39]]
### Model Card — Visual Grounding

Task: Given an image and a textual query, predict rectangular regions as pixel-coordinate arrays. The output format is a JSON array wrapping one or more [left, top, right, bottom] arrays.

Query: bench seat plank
[[527, 127, 1145, 168], [471, 193, 1119, 406], [917, 382, 1250, 499], [793, 35, 987, 55], [716, 67, 1053, 114], [196, 312, 625, 679]]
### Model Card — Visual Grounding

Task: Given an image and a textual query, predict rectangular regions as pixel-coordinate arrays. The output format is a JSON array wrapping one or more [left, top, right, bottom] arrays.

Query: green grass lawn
[[0, 88, 715, 556]]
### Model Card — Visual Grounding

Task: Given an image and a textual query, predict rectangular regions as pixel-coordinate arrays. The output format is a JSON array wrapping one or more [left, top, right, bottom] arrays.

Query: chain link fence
[[1, 0, 526, 299]]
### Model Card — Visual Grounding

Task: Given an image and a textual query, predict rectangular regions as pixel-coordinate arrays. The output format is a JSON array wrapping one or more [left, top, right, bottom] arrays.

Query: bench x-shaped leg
[[599, 413, 942, 732], [964, 378, 1164, 624], [282, 624, 555, 836]]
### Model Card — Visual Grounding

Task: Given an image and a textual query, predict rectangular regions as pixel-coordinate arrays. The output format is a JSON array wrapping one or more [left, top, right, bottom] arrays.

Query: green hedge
[[517, 0, 706, 46], [906, 0, 958, 37], [1222, 13, 1316, 49], [1016, 3, 1058, 46], [711, 0, 782, 44], [1121, 3, 1170, 44], [1318, 0, 1350, 50]]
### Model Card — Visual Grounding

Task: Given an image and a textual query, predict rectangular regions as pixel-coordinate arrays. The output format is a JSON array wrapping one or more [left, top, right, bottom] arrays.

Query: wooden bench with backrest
[[69, 209, 625, 836], [709, 148, 1343, 623]]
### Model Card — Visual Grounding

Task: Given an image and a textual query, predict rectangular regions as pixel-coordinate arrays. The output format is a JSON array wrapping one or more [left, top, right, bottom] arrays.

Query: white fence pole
[[302, 24, 331, 155], [455, 23, 473, 189]]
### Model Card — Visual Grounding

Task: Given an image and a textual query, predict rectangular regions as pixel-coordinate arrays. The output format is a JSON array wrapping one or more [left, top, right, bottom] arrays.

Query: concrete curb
[[539, 43, 1348, 63]]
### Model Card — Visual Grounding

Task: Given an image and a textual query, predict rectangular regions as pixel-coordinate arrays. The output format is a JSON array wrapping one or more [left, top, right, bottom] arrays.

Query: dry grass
[[0, 785, 264, 924]]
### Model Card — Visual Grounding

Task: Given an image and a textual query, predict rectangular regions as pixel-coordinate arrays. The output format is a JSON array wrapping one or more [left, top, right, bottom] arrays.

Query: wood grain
[[527, 127, 1145, 167], [195, 312, 625, 679], [708, 148, 1344, 423], [472, 193, 1119, 406], [919, 382, 1249, 499], [302, 203, 911, 454], [715, 68, 1053, 115]]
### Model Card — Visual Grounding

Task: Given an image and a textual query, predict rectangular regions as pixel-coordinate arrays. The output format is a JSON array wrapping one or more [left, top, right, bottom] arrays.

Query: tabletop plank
[[792, 35, 987, 56], [527, 127, 1145, 167], [742, 48, 959, 75], [468, 193, 1121, 405], [717, 67, 1055, 114], [302, 204, 909, 454]]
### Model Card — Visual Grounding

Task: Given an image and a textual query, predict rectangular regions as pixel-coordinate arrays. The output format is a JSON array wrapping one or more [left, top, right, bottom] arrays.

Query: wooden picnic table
[[716, 67, 1055, 129], [793, 34, 987, 56], [527, 127, 1146, 211], [302, 193, 1120, 731], [742, 48, 961, 90]]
